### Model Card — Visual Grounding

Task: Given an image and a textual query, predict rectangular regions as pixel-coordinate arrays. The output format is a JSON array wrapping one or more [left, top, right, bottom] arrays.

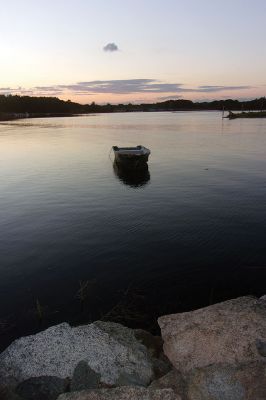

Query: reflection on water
[[0, 111, 266, 350], [113, 162, 150, 188]]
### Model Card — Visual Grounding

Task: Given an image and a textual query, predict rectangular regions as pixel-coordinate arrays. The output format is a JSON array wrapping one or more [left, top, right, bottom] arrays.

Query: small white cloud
[[103, 42, 119, 52]]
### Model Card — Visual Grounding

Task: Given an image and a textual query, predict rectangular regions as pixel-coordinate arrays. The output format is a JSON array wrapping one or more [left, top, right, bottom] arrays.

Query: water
[[0, 111, 266, 350]]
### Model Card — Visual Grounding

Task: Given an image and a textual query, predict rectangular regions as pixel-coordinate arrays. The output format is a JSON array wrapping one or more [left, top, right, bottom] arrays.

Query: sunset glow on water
[[0, 111, 265, 349]]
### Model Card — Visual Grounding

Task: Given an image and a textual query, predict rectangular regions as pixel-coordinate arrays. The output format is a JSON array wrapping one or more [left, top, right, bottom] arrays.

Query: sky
[[0, 0, 265, 104]]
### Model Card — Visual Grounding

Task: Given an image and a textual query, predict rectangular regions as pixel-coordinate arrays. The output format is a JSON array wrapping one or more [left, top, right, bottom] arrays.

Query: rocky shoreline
[[1, 295, 266, 399]]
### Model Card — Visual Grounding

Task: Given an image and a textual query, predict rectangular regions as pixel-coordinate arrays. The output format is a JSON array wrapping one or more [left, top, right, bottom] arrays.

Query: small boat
[[112, 145, 151, 168]]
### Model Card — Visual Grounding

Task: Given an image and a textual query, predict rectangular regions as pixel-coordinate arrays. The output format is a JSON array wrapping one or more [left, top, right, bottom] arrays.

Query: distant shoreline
[[1, 94, 265, 122], [1, 108, 265, 123], [0, 112, 79, 122], [0, 110, 214, 123]]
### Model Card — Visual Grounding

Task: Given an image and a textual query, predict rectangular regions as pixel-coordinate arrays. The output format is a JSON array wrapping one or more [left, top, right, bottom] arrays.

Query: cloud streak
[[0, 80, 254, 98], [157, 95, 183, 101], [198, 85, 252, 92]]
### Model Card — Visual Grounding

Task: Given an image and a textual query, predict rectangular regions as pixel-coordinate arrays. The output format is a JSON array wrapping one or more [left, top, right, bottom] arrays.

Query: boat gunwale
[[113, 145, 150, 156]]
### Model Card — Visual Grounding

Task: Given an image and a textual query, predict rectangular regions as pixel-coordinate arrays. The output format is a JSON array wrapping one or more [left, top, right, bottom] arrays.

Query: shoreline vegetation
[[0, 94, 265, 121]]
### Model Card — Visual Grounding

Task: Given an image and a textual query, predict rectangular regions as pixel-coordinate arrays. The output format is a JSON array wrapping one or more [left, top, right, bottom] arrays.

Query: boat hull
[[113, 145, 150, 169], [114, 153, 149, 166]]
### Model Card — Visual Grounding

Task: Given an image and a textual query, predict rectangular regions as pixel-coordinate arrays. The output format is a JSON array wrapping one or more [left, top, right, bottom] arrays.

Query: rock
[[256, 339, 266, 357], [15, 376, 68, 400], [0, 321, 153, 387], [134, 330, 163, 359], [71, 361, 100, 391], [158, 296, 266, 373], [149, 370, 185, 399], [0, 385, 22, 400], [93, 322, 170, 381], [186, 361, 266, 400], [134, 329, 172, 379], [58, 387, 179, 399], [260, 295, 266, 302], [151, 357, 172, 380], [115, 372, 146, 387]]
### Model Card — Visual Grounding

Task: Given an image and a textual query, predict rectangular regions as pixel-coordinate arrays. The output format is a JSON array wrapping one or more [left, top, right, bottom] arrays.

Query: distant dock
[[226, 111, 266, 119]]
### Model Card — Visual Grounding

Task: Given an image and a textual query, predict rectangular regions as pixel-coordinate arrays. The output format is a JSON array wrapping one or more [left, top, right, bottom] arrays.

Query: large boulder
[[0, 321, 154, 387], [186, 361, 266, 400], [57, 387, 179, 400], [158, 296, 266, 373]]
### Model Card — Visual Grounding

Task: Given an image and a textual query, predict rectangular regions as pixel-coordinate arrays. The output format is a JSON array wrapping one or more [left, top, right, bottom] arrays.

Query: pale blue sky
[[1, 0, 265, 103]]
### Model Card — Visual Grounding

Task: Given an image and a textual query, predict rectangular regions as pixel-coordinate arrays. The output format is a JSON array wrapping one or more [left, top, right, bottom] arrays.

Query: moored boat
[[112, 145, 151, 168]]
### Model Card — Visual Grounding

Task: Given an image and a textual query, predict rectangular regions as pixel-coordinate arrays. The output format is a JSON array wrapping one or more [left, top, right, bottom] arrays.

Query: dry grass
[[35, 299, 44, 323]]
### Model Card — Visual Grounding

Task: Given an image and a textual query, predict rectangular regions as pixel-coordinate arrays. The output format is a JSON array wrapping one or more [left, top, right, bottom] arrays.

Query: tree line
[[0, 94, 265, 115]]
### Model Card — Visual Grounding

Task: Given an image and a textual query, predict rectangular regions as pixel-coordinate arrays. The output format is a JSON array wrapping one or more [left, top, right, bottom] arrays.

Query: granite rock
[[158, 296, 266, 373], [0, 321, 153, 387], [134, 330, 163, 359], [0, 385, 22, 400], [256, 339, 266, 357], [186, 361, 266, 400], [15, 376, 68, 400], [58, 387, 179, 400], [70, 361, 100, 391], [149, 370, 186, 399], [134, 329, 172, 379]]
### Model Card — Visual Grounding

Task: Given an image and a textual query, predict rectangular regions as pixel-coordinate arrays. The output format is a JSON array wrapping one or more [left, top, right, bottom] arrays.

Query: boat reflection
[[113, 162, 150, 188]]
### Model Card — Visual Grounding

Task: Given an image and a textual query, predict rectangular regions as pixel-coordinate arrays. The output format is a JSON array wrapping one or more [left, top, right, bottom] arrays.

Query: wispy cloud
[[0, 80, 255, 98], [71, 79, 183, 94], [42, 80, 252, 95], [157, 95, 183, 101], [198, 85, 253, 92], [103, 42, 119, 52], [0, 87, 34, 95]]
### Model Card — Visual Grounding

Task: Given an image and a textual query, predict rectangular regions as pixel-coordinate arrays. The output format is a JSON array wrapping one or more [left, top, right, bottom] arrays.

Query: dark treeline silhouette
[[0, 95, 84, 114], [0, 94, 265, 118]]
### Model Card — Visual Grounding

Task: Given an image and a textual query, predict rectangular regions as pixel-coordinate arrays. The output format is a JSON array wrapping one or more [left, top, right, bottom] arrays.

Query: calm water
[[0, 111, 266, 350]]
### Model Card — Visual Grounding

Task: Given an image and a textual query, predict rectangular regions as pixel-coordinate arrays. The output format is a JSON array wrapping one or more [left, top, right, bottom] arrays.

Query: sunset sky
[[1, 0, 265, 104]]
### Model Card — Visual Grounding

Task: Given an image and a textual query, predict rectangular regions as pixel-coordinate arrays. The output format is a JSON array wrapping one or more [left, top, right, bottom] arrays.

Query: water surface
[[0, 112, 265, 350]]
